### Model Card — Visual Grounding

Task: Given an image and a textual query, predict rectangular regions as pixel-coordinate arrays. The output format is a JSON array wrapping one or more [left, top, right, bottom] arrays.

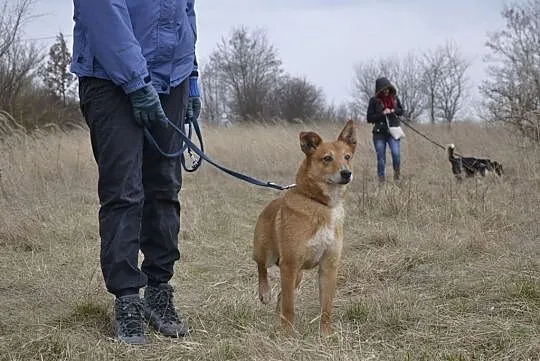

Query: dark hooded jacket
[[366, 77, 404, 135]]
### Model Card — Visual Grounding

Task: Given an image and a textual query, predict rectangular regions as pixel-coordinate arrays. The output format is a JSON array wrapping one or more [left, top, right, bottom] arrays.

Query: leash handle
[[142, 114, 204, 172]]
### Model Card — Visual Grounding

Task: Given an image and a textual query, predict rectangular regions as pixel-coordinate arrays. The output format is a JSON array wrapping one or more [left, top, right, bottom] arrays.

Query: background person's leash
[[400, 120, 483, 173], [143, 116, 296, 191], [401, 120, 448, 152]]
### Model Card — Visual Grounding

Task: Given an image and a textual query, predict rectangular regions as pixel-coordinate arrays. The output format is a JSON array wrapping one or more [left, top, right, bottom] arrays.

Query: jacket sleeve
[[76, 0, 149, 94], [395, 96, 404, 117], [187, 0, 198, 72], [366, 97, 385, 124]]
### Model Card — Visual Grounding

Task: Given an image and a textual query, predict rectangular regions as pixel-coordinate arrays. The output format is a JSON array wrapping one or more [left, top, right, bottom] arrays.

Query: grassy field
[[0, 121, 538, 361]]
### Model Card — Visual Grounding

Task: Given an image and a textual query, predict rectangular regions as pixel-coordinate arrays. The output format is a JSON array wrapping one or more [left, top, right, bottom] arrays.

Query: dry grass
[[0, 121, 538, 361]]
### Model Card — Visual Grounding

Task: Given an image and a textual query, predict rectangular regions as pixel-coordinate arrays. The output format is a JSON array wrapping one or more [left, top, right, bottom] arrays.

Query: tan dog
[[252, 119, 357, 336]]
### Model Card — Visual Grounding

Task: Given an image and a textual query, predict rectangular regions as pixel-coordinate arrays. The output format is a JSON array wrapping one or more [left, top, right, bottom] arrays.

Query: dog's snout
[[340, 169, 352, 180]]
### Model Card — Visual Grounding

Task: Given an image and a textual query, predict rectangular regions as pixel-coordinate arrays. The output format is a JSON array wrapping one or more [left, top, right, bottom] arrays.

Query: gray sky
[[22, 0, 506, 107]]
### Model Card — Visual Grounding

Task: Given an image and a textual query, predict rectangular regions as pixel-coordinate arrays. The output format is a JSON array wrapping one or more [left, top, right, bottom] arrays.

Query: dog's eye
[[323, 155, 333, 162], [345, 154, 351, 160]]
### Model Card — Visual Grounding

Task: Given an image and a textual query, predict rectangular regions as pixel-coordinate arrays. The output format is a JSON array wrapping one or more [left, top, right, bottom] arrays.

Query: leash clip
[[267, 182, 296, 190]]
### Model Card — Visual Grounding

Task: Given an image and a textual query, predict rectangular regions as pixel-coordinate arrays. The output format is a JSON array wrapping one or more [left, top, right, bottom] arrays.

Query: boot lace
[[117, 299, 145, 337], [150, 286, 181, 324]]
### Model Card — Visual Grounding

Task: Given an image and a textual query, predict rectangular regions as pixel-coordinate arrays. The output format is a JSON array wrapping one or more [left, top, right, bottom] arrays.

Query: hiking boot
[[378, 175, 386, 183], [114, 294, 149, 345], [143, 283, 189, 337], [394, 169, 400, 181]]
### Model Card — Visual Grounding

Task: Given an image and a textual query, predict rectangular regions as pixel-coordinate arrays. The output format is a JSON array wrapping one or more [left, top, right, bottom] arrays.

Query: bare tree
[[199, 60, 227, 124], [351, 52, 426, 122], [335, 102, 350, 123], [272, 75, 324, 122], [0, 0, 83, 131], [323, 101, 350, 123], [209, 26, 283, 122], [347, 102, 362, 122], [40, 32, 75, 106], [479, 0, 540, 142], [350, 59, 379, 119], [0, 40, 41, 113], [0, 0, 38, 113], [422, 40, 470, 123], [0, 0, 32, 59], [436, 41, 470, 123], [421, 49, 444, 123], [392, 53, 425, 121]]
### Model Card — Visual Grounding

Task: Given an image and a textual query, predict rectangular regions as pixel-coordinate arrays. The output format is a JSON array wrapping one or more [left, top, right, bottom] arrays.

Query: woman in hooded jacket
[[366, 77, 404, 182]]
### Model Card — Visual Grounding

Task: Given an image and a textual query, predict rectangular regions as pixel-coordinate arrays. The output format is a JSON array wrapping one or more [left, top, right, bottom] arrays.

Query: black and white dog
[[447, 144, 503, 180]]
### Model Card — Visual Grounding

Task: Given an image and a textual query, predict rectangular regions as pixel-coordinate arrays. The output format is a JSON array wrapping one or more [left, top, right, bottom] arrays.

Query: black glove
[[128, 84, 168, 128]]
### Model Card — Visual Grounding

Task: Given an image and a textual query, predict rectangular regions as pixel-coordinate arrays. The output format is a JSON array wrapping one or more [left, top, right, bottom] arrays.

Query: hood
[[375, 77, 396, 96]]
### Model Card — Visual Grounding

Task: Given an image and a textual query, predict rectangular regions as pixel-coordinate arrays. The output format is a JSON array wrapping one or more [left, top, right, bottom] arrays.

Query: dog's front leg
[[279, 264, 297, 333], [318, 255, 340, 336], [257, 263, 271, 304], [276, 270, 302, 313]]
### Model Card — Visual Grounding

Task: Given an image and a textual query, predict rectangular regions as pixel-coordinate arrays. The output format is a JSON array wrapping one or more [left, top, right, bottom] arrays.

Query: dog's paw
[[259, 288, 271, 305], [260, 292, 271, 305], [320, 323, 332, 337]]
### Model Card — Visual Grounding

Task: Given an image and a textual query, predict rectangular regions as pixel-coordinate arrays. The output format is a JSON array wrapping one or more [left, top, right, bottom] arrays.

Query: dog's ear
[[300, 131, 323, 155], [338, 119, 357, 153]]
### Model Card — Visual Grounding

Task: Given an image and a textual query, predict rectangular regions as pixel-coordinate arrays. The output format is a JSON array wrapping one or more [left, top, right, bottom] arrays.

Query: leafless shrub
[[271, 75, 324, 122], [323, 101, 351, 123]]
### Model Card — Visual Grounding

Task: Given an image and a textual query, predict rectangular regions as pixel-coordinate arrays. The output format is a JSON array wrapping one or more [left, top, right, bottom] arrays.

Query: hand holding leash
[[128, 84, 168, 129]]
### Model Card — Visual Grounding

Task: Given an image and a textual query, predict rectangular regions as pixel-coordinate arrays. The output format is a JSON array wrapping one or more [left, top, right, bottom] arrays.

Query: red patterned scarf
[[379, 93, 395, 110]]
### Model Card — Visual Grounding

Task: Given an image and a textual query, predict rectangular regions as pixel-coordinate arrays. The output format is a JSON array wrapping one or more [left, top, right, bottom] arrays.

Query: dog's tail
[[447, 143, 456, 161]]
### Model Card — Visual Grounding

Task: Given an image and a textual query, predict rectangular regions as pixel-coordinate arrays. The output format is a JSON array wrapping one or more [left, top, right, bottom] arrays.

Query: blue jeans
[[79, 77, 188, 297], [373, 134, 401, 178]]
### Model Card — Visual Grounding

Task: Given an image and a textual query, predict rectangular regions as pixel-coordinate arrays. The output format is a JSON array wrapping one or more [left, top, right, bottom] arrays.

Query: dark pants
[[78, 77, 188, 297], [373, 133, 401, 178]]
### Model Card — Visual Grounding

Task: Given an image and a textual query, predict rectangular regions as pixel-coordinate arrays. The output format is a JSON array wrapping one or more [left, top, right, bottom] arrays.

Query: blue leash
[[143, 117, 296, 191]]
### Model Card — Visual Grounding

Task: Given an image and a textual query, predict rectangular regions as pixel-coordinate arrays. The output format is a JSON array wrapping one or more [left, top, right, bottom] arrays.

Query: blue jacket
[[70, 0, 197, 95]]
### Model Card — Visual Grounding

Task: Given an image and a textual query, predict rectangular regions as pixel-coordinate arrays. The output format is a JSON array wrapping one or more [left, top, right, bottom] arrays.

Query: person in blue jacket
[[71, 0, 200, 345]]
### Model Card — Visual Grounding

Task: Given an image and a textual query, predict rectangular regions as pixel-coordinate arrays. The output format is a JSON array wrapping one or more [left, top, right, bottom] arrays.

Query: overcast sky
[[21, 0, 507, 107]]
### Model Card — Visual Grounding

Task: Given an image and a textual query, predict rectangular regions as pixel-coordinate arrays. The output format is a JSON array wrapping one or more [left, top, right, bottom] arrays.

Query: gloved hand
[[185, 72, 201, 124], [128, 84, 168, 128]]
